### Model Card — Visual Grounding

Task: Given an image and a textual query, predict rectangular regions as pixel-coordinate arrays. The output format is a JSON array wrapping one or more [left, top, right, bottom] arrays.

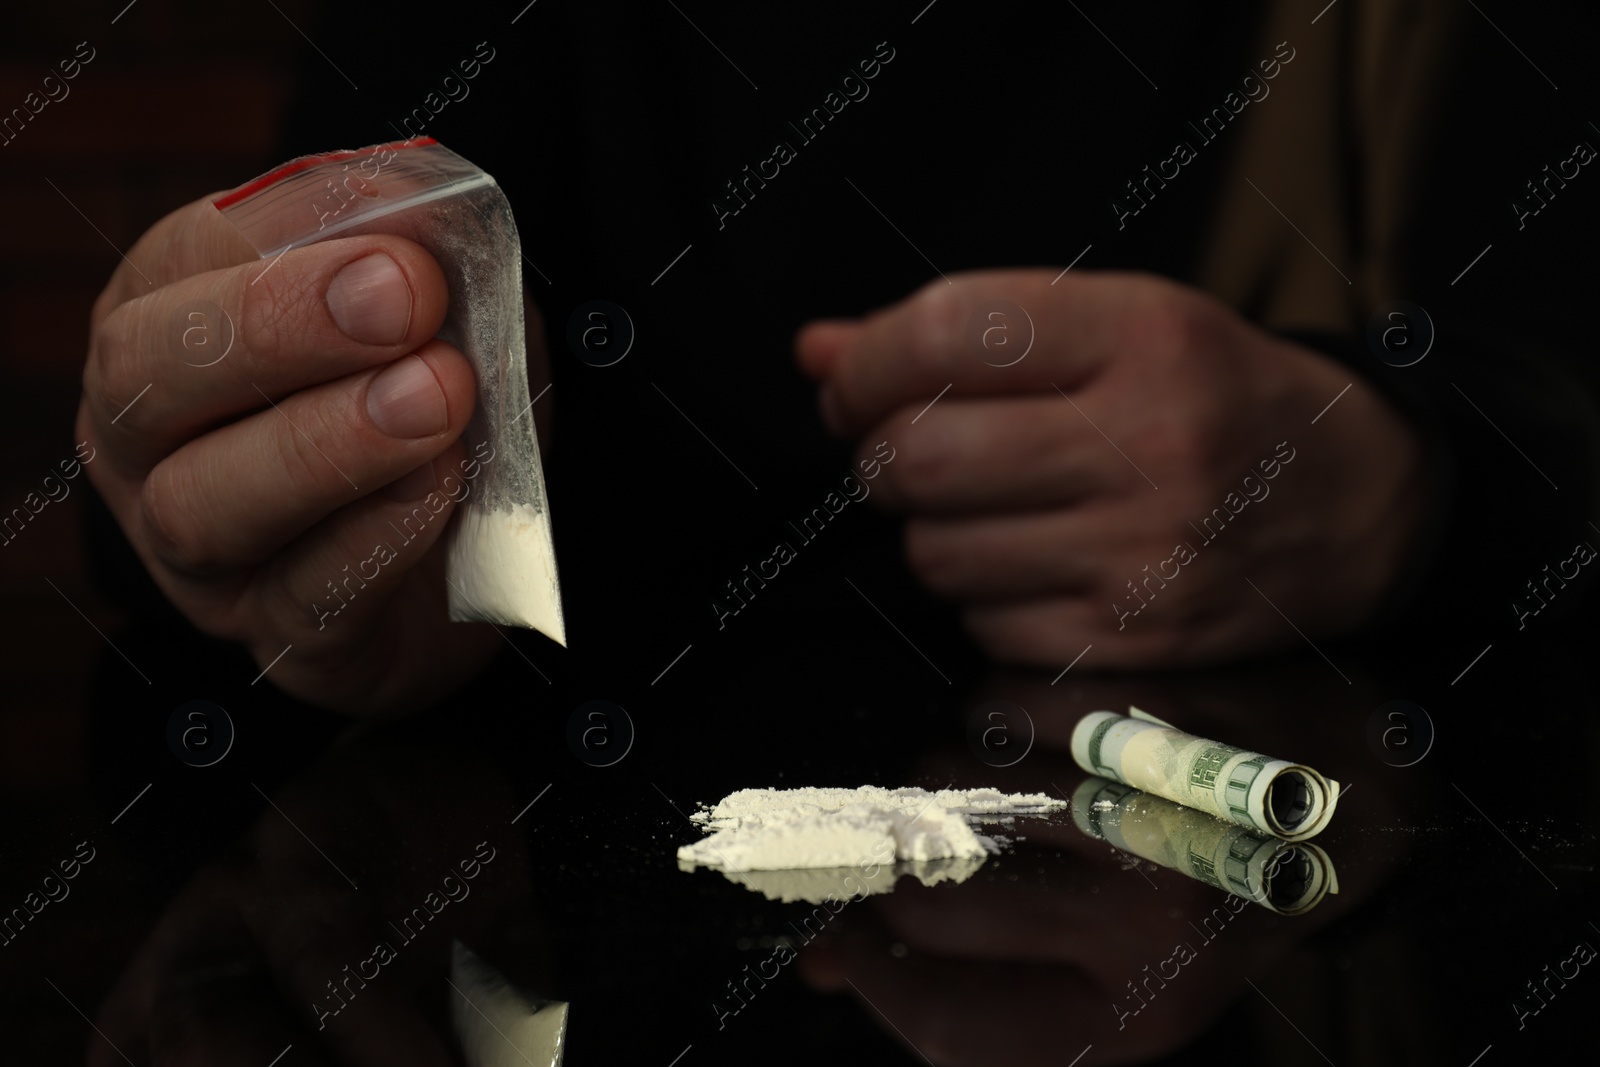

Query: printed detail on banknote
[[1070, 707, 1340, 841]]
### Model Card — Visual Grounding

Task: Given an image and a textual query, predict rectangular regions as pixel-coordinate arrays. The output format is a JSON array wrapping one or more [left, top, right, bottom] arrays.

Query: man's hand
[[78, 195, 504, 713], [796, 270, 1426, 669]]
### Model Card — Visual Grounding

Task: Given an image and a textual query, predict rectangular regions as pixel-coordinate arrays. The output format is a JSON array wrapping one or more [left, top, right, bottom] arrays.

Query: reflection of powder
[[693, 855, 989, 904], [447, 502, 566, 645], [677, 786, 1066, 872], [450, 941, 566, 1067]]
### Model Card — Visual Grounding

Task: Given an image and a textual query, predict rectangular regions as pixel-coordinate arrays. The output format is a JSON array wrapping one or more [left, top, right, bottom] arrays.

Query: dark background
[[4, 1, 1600, 1063]]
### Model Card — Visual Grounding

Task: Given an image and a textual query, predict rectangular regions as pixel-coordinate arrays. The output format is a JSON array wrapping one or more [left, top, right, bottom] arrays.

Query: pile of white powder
[[677, 786, 1066, 873]]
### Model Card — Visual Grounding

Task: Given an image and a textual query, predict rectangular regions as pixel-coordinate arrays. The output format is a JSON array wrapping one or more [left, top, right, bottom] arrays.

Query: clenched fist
[[78, 196, 510, 713], [797, 270, 1427, 669]]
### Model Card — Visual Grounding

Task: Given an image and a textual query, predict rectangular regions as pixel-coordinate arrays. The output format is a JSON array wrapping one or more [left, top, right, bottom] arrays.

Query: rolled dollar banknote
[[1071, 707, 1340, 841], [1072, 777, 1338, 915]]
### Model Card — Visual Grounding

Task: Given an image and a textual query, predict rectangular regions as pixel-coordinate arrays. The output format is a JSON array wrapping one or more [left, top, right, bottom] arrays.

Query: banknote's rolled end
[[1070, 708, 1341, 842], [1261, 765, 1340, 841]]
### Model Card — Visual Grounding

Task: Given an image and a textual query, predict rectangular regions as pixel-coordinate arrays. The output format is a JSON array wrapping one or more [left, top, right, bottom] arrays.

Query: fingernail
[[327, 254, 412, 345], [367, 356, 447, 438], [820, 386, 846, 436], [383, 461, 437, 502]]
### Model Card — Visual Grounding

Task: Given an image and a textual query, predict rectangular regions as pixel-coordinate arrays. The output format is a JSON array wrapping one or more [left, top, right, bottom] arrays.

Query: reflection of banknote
[[1071, 708, 1340, 841], [1072, 777, 1338, 915]]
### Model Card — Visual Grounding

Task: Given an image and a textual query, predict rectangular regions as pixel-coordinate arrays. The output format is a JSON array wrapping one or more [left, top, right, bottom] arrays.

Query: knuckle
[[88, 282, 121, 335], [902, 281, 967, 371], [74, 409, 112, 497], [236, 257, 327, 370], [84, 306, 135, 420], [891, 423, 956, 507], [1147, 296, 1206, 358], [1127, 281, 1217, 364], [278, 398, 361, 496], [139, 463, 224, 574], [1125, 381, 1230, 480], [903, 521, 954, 588]]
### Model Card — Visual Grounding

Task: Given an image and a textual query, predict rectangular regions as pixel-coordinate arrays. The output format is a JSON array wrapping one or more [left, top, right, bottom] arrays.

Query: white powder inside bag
[[677, 785, 1066, 873], [446, 501, 566, 645]]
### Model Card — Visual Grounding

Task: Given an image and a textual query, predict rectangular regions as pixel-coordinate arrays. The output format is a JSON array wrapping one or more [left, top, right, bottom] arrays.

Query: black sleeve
[[1330, 1, 1600, 643], [1288, 328, 1600, 642]]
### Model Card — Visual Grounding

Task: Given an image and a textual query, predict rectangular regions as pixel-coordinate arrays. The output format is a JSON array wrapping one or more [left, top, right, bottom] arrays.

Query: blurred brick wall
[[0, 3, 302, 1058], [0, 1, 299, 786]]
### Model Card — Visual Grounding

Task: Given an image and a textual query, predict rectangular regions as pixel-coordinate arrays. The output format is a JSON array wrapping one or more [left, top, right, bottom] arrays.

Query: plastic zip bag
[[214, 137, 565, 645]]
